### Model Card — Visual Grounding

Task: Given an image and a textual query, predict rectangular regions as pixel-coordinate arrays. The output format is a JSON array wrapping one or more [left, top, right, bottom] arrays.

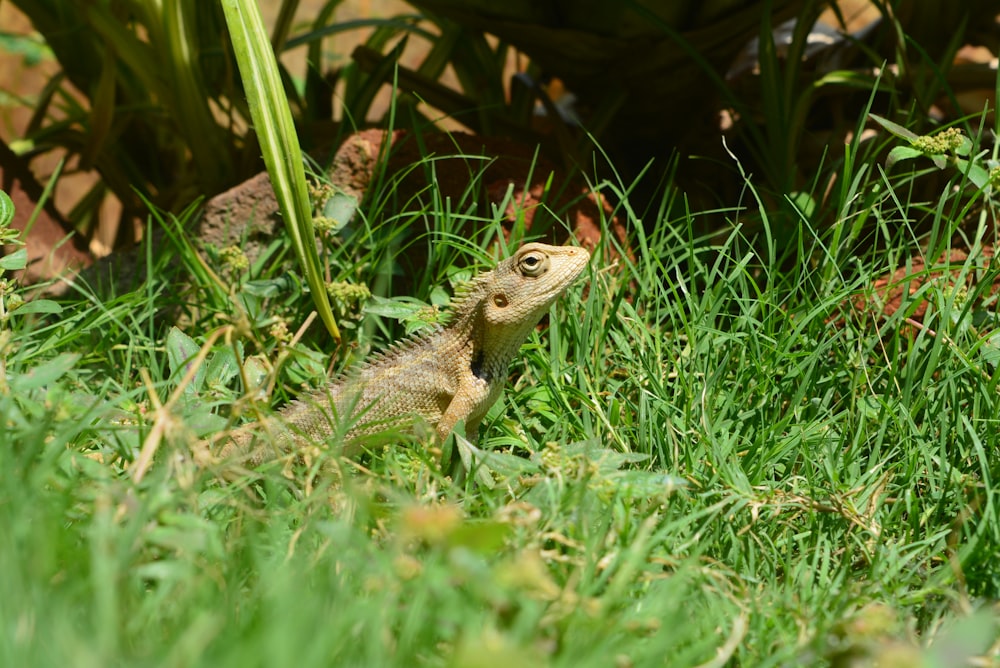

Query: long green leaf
[[0, 190, 14, 228], [221, 0, 340, 342], [163, 0, 234, 185]]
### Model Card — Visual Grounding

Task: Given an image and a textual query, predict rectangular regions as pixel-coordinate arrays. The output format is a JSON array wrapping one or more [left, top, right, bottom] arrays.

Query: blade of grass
[[221, 0, 340, 342]]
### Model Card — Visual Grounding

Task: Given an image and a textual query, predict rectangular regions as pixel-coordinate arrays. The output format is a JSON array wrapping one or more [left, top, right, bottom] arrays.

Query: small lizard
[[216, 243, 590, 466]]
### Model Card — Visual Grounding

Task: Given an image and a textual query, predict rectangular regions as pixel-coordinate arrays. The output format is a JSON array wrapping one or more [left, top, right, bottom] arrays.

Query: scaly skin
[[217, 243, 590, 466]]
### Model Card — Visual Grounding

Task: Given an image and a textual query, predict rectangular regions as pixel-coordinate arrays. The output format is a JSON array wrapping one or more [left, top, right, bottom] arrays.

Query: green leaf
[[9, 353, 79, 392], [429, 285, 451, 308], [886, 146, 924, 170], [364, 295, 429, 320], [322, 191, 358, 234], [0, 248, 28, 271], [204, 342, 244, 390], [0, 189, 14, 228], [788, 191, 816, 218], [925, 609, 998, 667], [284, 347, 328, 385], [870, 113, 920, 141], [12, 299, 62, 316], [243, 274, 301, 298], [476, 449, 539, 477], [813, 70, 884, 91], [617, 471, 688, 499], [242, 355, 270, 394], [166, 326, 204, 394], [221, 0, 340, 343], [980, 331, 1000, 369], [960, 160, 992, 190], [955, 135, 973, 157], [454, 433, 497, 488]]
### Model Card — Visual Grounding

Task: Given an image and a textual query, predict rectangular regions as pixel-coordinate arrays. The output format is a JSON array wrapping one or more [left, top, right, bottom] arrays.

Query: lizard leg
[[435, 377, 490, 443]]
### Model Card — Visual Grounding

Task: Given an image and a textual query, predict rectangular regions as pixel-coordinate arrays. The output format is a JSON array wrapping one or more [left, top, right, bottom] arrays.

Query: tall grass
[[2, 122, 999, 666]]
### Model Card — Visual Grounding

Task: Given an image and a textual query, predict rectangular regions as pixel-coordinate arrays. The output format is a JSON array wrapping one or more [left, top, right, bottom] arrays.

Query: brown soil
[[841, 246, 1000, 329]]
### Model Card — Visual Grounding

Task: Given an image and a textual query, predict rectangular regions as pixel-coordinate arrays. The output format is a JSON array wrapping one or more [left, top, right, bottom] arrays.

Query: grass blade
[[221, 0, 340, 342]]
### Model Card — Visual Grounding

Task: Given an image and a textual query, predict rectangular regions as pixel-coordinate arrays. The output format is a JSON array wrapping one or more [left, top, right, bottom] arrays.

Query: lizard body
[[219, 243, 589, 465]]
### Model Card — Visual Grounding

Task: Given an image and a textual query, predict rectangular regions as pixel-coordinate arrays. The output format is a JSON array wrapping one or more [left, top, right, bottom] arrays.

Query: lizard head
[[482, 243, 591, 329]]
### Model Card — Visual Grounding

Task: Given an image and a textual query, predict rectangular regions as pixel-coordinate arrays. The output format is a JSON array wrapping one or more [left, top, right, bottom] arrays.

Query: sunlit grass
[[2, 128, 999, 667]]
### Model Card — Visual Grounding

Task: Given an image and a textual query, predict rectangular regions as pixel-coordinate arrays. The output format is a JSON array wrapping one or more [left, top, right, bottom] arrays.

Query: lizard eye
[[518, 251, 549, 277]]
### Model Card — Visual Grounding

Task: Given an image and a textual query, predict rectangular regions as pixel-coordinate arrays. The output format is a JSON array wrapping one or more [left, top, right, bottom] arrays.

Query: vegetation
[[4, 96, 1000, 664], [3, 0, 1000, 666]]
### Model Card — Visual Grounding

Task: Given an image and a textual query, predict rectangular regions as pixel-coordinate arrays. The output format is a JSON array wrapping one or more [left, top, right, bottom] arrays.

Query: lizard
[[213, 242, 590, 467]]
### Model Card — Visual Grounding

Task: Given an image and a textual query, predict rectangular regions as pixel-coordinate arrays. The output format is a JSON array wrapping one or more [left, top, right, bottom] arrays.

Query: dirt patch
[[0, 140, 91, 284], [842, 246, 999, 329]]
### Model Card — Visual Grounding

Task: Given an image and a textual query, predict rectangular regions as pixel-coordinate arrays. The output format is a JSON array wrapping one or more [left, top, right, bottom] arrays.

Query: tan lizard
[[215, 243, 590, 466]]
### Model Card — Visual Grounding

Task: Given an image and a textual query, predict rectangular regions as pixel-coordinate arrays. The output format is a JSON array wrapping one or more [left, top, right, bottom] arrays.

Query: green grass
[[2, 131, 1000, 667]]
